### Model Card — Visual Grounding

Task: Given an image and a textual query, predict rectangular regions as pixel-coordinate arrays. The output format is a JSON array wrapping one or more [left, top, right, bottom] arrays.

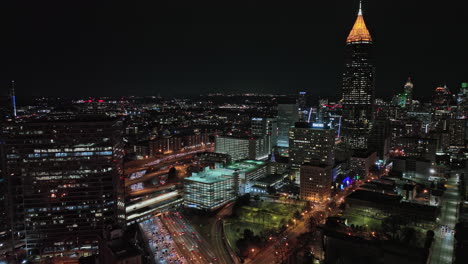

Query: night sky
[[3, 0, 468, 99]]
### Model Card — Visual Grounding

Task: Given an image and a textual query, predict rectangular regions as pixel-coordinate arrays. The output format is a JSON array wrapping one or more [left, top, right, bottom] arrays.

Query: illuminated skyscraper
[[404, 77, 414, 104], [277, 101, 299, 148], [433, 85, 449, 106], [10, 80, 17, 118], [1, 117, 125, 259], [341, 1, 375, 149]]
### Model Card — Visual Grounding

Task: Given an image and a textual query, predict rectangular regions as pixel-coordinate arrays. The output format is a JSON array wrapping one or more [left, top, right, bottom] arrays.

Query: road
[[247, 182, 358, 264], [126, 169, 170, 187], [430, 171, 460, 264], [161, 212, 219, 264], [124, 145, 214, 175], [247, 214, 310, 264], [140, 217, 186, 264], [210, 203, 238, 264], [126, 191, 179, 214], [127, 183, 178, 197]]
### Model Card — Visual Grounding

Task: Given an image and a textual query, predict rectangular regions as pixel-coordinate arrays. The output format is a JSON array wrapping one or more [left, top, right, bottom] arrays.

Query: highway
[[210, 203, 238, 264], [126, 169, 170, 187], [124, 145, 214, 175], [430, 171, 460, 264], [140, 217, 186, 264], [126, 191, 179, 214], [127, 183, 178, 197], [160, 212, 219, 264]]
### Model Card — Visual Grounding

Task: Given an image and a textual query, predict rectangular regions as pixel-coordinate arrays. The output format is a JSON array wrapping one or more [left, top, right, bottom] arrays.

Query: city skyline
[[3, 1, 468, 97], [1, 2, 468, 263]]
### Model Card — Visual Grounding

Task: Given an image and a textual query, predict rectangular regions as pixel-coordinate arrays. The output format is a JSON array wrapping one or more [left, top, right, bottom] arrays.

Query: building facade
[[0, 117, 125, 259], [183, 167, 237, 211], [251, 117, 278, 150], [341, 3, 375, 149], [289, 122, 335, 171], [215, 136, 270, 161], [300, 164, 333, 202], [277, 102, 299, 148]]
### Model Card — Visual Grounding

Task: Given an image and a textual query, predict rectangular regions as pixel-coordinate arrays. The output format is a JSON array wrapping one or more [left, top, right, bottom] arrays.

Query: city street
[[430, 171, 460, 264]]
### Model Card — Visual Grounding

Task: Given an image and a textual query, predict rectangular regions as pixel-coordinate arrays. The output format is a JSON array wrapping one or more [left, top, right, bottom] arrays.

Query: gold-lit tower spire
[[346, 1, 372, 43]]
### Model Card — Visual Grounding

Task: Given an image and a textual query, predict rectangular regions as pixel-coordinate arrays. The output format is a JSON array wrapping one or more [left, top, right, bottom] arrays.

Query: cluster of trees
[[231, 194, 251, 217], [236, 229, 265, 259], [381, 215, 433, 248]]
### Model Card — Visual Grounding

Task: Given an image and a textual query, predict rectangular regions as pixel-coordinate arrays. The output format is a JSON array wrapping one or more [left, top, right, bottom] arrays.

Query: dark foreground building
[[0, 116, 125, 260]]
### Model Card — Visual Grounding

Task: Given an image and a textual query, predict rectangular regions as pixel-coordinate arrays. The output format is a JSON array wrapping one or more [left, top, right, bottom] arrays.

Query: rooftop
[[255, 173, 285, 184], [346, 189, 402, 205], [185, 167, 234, 184], [226, 160, 267, 173]]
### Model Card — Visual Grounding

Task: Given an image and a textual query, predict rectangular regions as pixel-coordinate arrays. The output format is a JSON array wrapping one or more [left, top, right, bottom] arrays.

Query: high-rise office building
[[0, 117, 125, 259], [341, 1, 375, 149], [298, 92, 308, 121], [368, 117, 390, 161], [289, 122, 335, 182], [10, 80, 17, 118], [433, 86, 450, 106], [277, 101, 299, 148], [448, 118, 466, 148], [404, 77, 414, 105], [251, 117, 278, 150]]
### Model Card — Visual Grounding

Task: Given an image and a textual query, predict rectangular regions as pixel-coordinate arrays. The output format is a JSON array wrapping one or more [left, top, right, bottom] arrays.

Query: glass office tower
[[0, 117, 125, 259]]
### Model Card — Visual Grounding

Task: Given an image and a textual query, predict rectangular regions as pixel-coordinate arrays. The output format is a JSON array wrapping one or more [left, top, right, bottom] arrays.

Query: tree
[[382, 215, 407, 240], [293, 210, 302, 220], [254, 194, 260, 202], [401, 227, 416, 244], [243, 229, 254, 240]]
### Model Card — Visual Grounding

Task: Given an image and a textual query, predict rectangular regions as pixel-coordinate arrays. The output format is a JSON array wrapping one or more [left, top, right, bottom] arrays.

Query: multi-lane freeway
[[160, 212, 219, 264], [140, 217, 186, 264]]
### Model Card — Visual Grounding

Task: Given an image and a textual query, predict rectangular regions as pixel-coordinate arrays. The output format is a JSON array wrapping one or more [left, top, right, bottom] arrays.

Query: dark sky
[[3, 0, 468, 99]]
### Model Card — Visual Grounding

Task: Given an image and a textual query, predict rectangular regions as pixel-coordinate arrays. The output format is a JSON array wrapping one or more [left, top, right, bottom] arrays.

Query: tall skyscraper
[[341, 1, 375, 149], [277, 101, 299, 148], [0, 117, 125, 259], [404, 77, 414, 105], [10, 80, 17, 118], [298, 92, 308, 121], [251, 117, 278, 150]]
